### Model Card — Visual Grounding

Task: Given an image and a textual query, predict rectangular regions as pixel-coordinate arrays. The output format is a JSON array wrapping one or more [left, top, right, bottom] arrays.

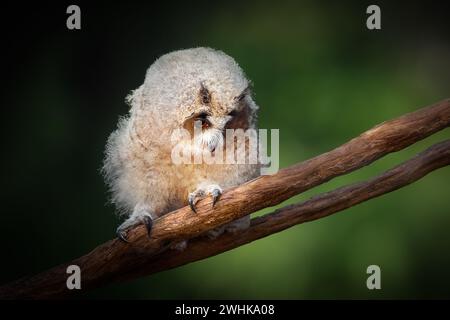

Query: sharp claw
[[212, 194, 220, 207], [189, 197, 197, 213], [211, 189, 222, 208], [143, 215, 153, 237], [116, 229, 130, 243]]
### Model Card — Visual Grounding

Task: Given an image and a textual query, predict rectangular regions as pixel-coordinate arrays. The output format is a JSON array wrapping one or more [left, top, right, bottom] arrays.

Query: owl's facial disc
[[182, 83, 252, 153]]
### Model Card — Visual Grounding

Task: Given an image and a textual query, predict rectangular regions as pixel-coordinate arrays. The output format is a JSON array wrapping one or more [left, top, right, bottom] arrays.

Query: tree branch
[[129, 139, 450, 280], [0, 99, 449, 299]]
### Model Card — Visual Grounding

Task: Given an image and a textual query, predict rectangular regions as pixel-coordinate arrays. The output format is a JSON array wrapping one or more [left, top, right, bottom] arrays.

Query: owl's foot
[[116, 212, 153, 243], [188, 184, 222, 213]]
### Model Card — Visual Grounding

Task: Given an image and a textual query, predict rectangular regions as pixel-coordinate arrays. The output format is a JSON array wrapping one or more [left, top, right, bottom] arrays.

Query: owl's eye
[[195, 112, 211, 129], [235, 93, 246, 102], [197, 112, 208, 120], [228, 110, 238, 117], [234, 85, 251, 102]]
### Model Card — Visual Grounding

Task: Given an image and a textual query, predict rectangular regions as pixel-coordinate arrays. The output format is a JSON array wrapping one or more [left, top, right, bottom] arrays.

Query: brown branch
[[129, 139, 450, 279], [0, 99, 449, 299]]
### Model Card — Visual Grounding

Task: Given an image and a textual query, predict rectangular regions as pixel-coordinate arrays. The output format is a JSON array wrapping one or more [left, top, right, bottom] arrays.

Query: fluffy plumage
[[103, 47, 260, 242]]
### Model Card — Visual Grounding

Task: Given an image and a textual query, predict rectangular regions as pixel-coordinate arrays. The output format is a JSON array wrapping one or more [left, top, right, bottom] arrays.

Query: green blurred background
[[1, 1, 449, 299]]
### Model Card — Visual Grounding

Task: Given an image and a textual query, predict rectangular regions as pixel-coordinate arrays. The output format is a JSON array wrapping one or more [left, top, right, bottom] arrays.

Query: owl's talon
[[189, 191, 203, 213], [116, 210, 153, 242], [116, 228, 130, 243], [188, 194, 197, 213], [188, 185, 222, 212], [211, 188, 222, 207], [143, 215, 153, 236]]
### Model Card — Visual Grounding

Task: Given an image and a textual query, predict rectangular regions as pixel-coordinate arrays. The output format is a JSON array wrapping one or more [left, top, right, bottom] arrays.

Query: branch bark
[[0, 99, 449, 299], [130, 139, 450, 279]]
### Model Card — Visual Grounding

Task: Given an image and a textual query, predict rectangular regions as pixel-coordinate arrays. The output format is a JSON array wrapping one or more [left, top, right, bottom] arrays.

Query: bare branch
[[0, 99, 448, 299], [130, 139, 450, 279]]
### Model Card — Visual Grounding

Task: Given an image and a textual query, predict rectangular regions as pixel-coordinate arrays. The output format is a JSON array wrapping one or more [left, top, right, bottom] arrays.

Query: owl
[[103, 47, 260, 244]]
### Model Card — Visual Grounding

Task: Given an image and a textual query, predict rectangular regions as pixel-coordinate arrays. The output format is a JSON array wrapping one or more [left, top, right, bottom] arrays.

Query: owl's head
[[128, 47, 259, 152]]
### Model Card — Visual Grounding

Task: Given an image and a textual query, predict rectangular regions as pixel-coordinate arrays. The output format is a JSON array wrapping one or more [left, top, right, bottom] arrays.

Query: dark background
[[1, 1, 449, 298]]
